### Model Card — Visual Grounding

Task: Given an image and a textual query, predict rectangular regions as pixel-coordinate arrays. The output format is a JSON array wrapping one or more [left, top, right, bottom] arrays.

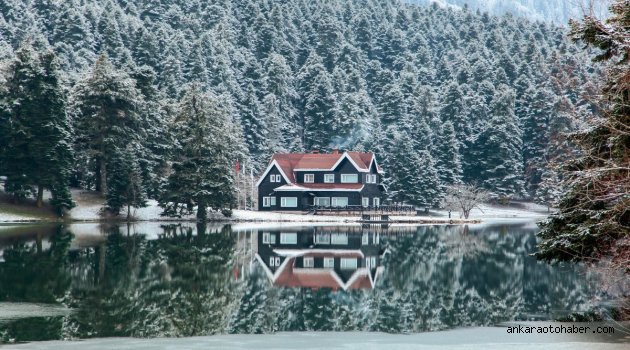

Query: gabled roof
[[255, 151, 382, 187], [255, 250, 383, 291]]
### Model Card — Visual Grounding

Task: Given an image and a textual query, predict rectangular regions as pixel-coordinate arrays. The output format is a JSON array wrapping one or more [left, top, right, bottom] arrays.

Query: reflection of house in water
[[255, 226, 387, 290]]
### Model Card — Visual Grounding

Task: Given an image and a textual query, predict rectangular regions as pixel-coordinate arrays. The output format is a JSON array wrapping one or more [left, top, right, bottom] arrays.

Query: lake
[[0, 221, 612, 344]]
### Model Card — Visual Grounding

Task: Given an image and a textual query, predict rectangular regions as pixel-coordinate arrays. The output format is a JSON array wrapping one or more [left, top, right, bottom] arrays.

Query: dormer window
[[324, 174, 335, 183], [341, 174, 358, 183], [304, 174, 314, 183], [270, 174, 281, 182], [365, 174, 377, 184]]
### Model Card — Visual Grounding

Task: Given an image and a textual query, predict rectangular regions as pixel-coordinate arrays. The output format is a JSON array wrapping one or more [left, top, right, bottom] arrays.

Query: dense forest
[[0, 0, 600, 214]]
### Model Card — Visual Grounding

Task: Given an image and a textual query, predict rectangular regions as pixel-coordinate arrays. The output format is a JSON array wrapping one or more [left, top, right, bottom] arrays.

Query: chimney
[[332, 148, 340, 155]]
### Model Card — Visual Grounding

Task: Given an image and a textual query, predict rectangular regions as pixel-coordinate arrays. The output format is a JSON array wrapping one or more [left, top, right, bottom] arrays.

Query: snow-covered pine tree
[[0, 43, 74, 211], [433, 121, 462, 186], [106, 146, 147, 218], [72, 54, 144, 196], [475, 85, 525, 199], [160, 84, 244, 221]]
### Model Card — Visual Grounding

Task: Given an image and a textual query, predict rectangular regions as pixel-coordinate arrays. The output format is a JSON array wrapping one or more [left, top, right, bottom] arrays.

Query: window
[[262, 232, 270, 244], [366, 257, 371, 268], [330, 233, 348, 245], [270, 234, 276, 244], [324, 174, 335, 183], [314, 197, 330, 206], [269, 256, 281, 267], [323, 257, 335, 268], [331, 197, 348, 207], [270, 174, 281, 183], [371, 256, 376, 267], [340, 258, 358, 270], [281, 197, 298, 207], [303, 257, 314, 268], [362, 197, 369, 207], [373, 197, 380, 207], [280, 232, 297, 244], [365, 174, 377, 183], [270, 197, 276, 206], [263, 197, 275, 207], [315, 233, 330, 244], [362, 233, 368, 245], [341, 174, 358, 183], [304, 174, 314, 183]]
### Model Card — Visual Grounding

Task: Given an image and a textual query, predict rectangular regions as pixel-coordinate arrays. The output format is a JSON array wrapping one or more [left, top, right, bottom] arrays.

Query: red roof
[[261, 151, 381, 185], [272, 256, 375, 290]]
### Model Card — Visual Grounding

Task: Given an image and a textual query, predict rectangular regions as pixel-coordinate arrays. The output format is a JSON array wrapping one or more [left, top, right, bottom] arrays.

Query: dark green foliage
[[0, 43, 74, 212], [106, 147, 147, 217], [0, 0, 601, 207], [538, 1, 630, 266], [73, 54, 144, 195], [160, 84, 245, 221]]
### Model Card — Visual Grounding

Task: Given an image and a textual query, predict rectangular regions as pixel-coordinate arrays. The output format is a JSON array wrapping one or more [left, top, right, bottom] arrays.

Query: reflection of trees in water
[[229, 225, 599, 334], [64, 224, 238, 338], [0, 224, 600, 342], [0, 224, 239, 342], [0, 226, 72, 303]]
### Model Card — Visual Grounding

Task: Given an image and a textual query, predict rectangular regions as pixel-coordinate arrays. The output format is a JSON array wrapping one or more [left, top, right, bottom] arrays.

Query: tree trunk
[[127, 204, 131, 222], [197, 201, 207, 222], [99, 161, 107, 197], [36, 185, 44, 207]]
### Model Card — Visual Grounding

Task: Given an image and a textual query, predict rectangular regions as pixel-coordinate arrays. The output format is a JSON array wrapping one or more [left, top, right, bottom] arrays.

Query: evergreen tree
[[434, 121, 462, 186], [106, 146, 147, 218], [160, 84, 243, 221], [73, 54, 144, 196], [538, 2, 630, 267], [0, 43, 74, 212], [475, 86, 525, 198]]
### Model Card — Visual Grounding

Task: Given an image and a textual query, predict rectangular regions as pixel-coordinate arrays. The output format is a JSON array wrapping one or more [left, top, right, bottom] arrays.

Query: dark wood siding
[[257, 155, 385, 211]]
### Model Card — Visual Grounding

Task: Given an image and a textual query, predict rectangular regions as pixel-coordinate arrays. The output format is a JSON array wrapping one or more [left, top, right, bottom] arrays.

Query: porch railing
[[307, 204, 416, 215]]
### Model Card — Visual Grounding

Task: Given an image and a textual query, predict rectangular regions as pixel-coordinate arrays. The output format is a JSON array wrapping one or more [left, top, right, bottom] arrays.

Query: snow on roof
[[256, 151, 382, 187]]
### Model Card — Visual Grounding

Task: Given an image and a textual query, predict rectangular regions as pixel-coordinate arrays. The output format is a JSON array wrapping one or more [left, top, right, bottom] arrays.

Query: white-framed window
[[280, 232, 297, 244], [341, 174, 358, 183], [366, 257, 371, 268], [362, 197, 369, 207], [365, 174, 377, 183], [362, 233, 368, 245], [323, 257, 335, 268], [281, 197, 298, 207], [371, 256, 376, 267], [331, 233, 348, 245], [331, 197, 348, 207], [314, 197, 330, 206], [263, 197, 276, 207], [269, 256, 281, 267], [304, 174, 314, 183], [315, 233, 330, 244], [303, 257, 314, 268], [373, 197, 380, 207], [270, 234, 276, 244], [263, 232, 270, 244], [340, 258, 358, 270], [324, 174, 335, 183], [270, 174, 280, 182]]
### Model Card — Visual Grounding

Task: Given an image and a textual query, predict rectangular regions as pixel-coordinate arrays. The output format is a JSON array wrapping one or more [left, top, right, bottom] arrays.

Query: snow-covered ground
[[0, 188, 551, 224], [2, 326, 627, 350]]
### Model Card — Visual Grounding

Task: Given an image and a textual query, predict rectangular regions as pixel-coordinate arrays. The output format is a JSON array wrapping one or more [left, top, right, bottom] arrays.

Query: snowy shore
[[0, 189, 550, 224]]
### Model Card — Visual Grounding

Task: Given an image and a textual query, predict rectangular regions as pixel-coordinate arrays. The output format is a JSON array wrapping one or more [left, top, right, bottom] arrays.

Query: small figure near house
[[256, 150, 385, 211]]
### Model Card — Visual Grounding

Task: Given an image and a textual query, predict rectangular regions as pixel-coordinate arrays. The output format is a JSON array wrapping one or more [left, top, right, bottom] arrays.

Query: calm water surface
[[0, 221, 602, 343]]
